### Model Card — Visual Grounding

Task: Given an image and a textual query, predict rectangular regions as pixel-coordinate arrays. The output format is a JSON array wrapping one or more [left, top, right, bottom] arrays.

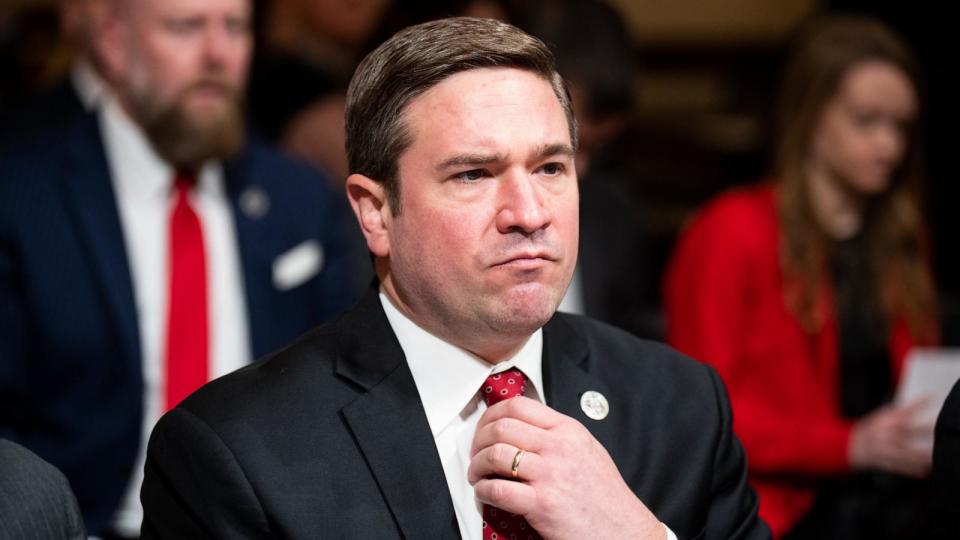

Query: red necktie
[[164, 173, 208, 410], [480, 369, 542, 540]]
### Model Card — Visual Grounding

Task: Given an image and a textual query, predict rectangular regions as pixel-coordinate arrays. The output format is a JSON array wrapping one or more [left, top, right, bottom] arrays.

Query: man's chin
[[184, 96, 233, 121], [177, 101, 232, 130], [146, 102, 245, 168], [486, 284, 561, 331]]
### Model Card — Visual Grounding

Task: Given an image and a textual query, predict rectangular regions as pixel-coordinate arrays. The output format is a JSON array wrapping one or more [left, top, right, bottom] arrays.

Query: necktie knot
[[174, 172, 195, 199], [481, 368, 527, 406]]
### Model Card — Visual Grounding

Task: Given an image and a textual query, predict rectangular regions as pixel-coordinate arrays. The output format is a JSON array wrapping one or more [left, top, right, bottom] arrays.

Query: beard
[[128, 77, 246, 171]]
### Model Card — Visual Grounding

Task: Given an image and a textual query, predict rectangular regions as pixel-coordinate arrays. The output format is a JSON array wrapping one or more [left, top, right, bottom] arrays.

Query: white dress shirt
[[69, 59, 108, 111], [380, 291, 676, 540], [99, 95, 252, 535]]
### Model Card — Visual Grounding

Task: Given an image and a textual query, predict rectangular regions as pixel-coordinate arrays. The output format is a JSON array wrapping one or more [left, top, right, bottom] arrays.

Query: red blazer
[[664, 184, 921, 537]]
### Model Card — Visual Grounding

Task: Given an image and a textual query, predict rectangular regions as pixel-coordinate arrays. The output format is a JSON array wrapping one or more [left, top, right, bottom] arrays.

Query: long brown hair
[[774, 14, 936, 338]]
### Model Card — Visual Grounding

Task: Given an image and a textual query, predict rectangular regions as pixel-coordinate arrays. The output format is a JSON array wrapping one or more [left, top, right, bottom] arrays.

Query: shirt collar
[[70, 59, 108, 111], [99, 94, 225, 203], [379, 289, 544, 437]]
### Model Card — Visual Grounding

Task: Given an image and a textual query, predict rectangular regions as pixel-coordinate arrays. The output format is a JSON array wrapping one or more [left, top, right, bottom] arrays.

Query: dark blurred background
[[1, 0, 954, 342]]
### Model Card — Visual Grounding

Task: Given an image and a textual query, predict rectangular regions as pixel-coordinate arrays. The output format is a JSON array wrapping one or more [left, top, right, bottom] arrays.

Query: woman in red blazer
[[665, 16, 938, 539]]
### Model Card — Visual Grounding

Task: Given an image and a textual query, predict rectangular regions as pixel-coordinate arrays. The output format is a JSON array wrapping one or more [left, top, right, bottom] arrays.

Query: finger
[[887, 447, 933, 478], [470, 416, 549, 457], [477, 396, 568, 433], [468, 444, 543, 484], [907, 420, 936, 438], [894, 458, 931, 479], [474, 477, 538, 517], [899, 397, 932, 416]]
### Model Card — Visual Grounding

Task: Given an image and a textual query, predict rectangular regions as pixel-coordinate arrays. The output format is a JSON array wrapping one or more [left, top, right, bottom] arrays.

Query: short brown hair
[[345, 16, 577, 213]]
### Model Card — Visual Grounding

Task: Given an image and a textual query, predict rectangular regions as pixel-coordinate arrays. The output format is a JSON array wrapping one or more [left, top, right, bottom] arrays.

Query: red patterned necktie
[[164, 172, 209, 410], [480, 368, 542, 540]]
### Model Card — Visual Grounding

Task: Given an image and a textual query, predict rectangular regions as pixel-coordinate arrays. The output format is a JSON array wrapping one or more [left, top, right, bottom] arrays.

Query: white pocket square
[[272, 240, 324, 291]]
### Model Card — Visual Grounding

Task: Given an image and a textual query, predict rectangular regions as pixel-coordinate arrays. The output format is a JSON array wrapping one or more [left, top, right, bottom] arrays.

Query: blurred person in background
[[246, 0, 388, 295], [247, 0, 392, 183], [0, 0, 362, 535], [665, 15, 938, 539]]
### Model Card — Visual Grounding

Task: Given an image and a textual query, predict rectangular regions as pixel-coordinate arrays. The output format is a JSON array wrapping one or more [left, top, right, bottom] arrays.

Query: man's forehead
[[401, 67, 570, 161], [412, 67, 554, 110], [135, 0, 250, 19]]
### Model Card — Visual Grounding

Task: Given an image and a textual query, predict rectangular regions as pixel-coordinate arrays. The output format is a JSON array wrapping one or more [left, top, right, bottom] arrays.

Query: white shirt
[[69, 59, 108, 111], [380, 291, 676, 540], [99, 95, 252, 535]]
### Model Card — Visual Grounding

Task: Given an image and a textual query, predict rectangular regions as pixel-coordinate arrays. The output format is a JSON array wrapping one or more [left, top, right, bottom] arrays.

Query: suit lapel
[[222, 150, 272, 357], [336, 290, 461, 539], [542, 315, 619, 453], [60, 114, 141, 365]]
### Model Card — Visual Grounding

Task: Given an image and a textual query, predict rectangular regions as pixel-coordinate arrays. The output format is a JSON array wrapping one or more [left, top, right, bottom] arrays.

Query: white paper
[[895, 347, 960, 425]]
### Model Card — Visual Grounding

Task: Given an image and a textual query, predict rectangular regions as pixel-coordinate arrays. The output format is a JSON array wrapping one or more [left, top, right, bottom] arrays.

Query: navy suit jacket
[[0, 112, 363, 535], [0, 76, 86, 148], [141, 287, 770, 539]]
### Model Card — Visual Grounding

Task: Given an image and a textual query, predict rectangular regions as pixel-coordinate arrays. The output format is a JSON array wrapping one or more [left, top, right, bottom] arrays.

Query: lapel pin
[[580, 390, 609, 420], [239, 186, 270, 220]]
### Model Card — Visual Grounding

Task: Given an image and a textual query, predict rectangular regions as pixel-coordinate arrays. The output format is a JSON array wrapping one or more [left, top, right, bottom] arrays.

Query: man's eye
[[225, 17, 250, 37], [454, 169, 486, 182], [540, 163, 565, 175], [166, 19, 202, 35]]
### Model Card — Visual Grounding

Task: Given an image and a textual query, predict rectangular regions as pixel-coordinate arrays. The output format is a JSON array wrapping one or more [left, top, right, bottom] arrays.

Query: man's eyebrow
[[534, 143, 576, 159], [435, 153, 508, 172], [434, 144, 575, 172]]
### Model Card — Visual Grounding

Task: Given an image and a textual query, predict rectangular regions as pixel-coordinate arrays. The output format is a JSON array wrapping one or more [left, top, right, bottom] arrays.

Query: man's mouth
[[492, 251, 556, 269]]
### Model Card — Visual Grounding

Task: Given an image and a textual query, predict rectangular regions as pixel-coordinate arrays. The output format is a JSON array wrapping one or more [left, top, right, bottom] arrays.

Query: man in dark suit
[[0, 439, 86, 540], [0, 0, 360, 536], [932, 379, 960, 539], [141, 17, 769, 540]]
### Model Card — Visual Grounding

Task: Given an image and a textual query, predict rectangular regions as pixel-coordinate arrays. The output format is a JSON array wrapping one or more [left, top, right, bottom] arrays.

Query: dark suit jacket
[[0, 76, 85, 148], [141, 288, 769, 539], [0, 112, 364, 535], [0, 439, 85, 539], [932, 379, 960, 539]]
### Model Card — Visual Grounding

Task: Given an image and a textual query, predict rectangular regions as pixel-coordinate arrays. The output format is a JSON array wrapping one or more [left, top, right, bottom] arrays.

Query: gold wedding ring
[[511, 449, 525, 479]]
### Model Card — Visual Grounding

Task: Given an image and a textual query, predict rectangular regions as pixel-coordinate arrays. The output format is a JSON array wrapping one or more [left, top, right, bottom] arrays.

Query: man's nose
[[495, 171, 552, 235], [202, 24, 234, 70]]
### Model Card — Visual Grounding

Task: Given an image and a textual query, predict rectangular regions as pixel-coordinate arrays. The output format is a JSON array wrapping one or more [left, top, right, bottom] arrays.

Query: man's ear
[[93, 5, 127, 87], [346, 174, 391, 258]]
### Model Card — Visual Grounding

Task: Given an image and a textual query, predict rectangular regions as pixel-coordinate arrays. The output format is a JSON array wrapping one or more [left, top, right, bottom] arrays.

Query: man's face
[[112, 0, 252, 167], [381, 67, 579, 359]]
